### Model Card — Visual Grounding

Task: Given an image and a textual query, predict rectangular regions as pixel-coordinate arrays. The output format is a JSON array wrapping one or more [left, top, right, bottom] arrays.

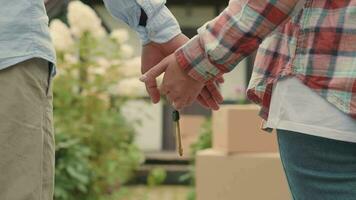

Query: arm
[[103, 0, 181, 45], [103, 0, 224, 109], [140, 0, 306, 110], [175, 0, 305, 83]]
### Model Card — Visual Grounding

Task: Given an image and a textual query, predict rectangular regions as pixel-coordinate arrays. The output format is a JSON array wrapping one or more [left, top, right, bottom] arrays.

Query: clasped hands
[[140, 34, 223, 110]]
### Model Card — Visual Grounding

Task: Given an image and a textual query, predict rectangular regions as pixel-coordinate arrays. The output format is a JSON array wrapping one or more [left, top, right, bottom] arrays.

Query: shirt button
[[206, 71, 214, 79]]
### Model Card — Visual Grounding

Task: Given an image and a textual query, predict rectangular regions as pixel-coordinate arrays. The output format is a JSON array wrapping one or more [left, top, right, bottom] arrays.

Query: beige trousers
[[0, 59, 54, 200]]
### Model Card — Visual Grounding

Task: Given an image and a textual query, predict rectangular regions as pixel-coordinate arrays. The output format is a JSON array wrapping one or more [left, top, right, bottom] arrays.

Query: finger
[[160, 84, 168, 96], [167, 92, 180, 105], [172, 102, 178, 110], [140, 57, 169, 82], [180, 94, 196, 109], [166, 94, 173, 105], [201, 88, 220, 110], [206, 83, 224, 104], [176, 94, 198, 110], [197, 95, 210, 109], [173, 100, 186, 111], [167, 92, 188, 111], [168, 90, 193, 110], [169, 98, 185, 111], [160, 81, 177, 97], [140, 58, 170, 103], [145, 79, 160, 103]]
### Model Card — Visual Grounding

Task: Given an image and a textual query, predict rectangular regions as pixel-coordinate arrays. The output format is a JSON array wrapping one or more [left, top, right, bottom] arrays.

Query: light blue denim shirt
[[0, 0, 180, 72], [0, 0, 56, 71], [103, 0, 181, 45]]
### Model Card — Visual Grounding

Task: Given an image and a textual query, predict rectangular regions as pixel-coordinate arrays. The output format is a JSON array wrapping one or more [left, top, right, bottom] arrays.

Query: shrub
[[50, 2, 144, 199]]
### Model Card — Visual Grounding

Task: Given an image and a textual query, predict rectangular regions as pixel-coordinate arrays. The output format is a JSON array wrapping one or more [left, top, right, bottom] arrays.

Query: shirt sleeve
[[103, 0, 181, 45], [175, 0, 305, 83]]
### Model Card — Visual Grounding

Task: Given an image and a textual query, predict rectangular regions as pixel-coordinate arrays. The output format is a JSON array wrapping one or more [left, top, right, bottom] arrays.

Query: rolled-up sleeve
[[175, 0, 304, 83], [103, 0, 181, 45]]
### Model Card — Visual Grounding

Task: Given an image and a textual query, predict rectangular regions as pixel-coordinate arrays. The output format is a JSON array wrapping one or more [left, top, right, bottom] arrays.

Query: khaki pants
[[0, 59, 54, 200]]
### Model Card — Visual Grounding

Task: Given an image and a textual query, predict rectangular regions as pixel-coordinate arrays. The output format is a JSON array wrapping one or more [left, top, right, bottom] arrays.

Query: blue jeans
[[277, 129, 356, 200]]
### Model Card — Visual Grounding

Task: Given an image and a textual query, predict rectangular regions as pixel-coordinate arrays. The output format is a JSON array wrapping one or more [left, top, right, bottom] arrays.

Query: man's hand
[[141, 34, 189, 103], [141, 54, 223, 110], [159, 54, 204, 110], [141, 34, 224, 109], [141, 43, 165, 103]]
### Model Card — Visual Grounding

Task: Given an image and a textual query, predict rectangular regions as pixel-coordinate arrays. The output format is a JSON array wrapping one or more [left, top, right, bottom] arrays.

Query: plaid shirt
[[175, 0, 356, 120]]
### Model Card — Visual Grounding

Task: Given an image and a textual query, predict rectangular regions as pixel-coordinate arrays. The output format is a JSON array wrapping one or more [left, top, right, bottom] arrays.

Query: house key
[[173, 110, 183, 156]]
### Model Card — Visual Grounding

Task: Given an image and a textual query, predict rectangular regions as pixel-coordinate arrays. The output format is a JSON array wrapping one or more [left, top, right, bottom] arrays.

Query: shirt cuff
[[136, 26, 150, 45], [175, 36, 224, 84], [146, 6, 181, 43]]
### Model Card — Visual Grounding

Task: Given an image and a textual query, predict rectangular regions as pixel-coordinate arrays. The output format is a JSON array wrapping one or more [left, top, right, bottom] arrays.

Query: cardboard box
[[213, 105, 278, 153], [196, 149, 290, 200], [180, 115, 206, 152]]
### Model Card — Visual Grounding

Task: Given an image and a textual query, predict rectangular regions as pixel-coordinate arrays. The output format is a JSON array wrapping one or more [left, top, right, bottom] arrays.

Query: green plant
[[179, 118, 212, 200], [190, 118, 213, 156], [51, 2, 144, 199], [54, 133, 92, 200], [147, 167, 167, 187]]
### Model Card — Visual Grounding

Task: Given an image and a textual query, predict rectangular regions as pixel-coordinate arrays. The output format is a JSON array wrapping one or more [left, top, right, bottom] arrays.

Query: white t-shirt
[[266, 77, 356, 143]]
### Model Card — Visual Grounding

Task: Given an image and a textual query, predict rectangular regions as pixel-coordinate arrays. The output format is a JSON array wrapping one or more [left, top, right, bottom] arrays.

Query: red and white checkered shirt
[[175, 0, 356, 120]]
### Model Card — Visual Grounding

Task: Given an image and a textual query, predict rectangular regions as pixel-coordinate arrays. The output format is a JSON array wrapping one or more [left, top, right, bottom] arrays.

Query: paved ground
[[120, 185, 190, 200]]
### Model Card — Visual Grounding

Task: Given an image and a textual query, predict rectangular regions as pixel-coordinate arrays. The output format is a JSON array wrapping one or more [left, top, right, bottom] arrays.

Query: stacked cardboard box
[[180, 115, 206, 152], [196, 105, 291, 200], [213, 105, 278, 153], [196, 150, 290, 200]]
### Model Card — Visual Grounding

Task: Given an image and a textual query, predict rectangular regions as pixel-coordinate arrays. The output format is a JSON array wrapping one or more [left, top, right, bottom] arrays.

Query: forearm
[[176, 0, 305, 83]]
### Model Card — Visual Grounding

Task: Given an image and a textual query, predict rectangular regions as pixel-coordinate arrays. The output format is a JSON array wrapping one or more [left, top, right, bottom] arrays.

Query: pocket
[[29, 58, 53, 98], [46, 63, 54, 97]]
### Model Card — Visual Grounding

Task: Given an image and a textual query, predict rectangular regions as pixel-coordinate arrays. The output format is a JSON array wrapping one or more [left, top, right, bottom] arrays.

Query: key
[[172, 110, 183, 156]]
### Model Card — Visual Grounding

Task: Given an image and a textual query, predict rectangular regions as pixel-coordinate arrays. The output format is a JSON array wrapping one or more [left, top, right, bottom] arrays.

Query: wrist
[[175, 49, 207, 84], [152, 33, 189, 55], [175, 37, 223, 84]]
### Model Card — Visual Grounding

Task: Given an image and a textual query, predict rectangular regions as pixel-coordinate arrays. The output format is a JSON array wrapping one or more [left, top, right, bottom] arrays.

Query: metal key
[[172, 110, 183, 156]]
